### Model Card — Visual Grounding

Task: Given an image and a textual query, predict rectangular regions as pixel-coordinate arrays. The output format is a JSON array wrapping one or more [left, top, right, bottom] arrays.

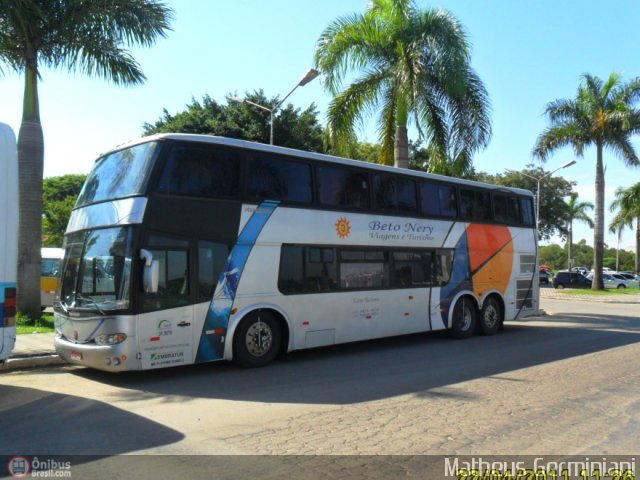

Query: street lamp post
[[507, 160, 576, 231], [227, 68, 320, 145]]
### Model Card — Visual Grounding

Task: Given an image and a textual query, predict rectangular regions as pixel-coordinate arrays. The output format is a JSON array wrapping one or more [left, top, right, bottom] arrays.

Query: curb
[[1, 354, 65, 371]]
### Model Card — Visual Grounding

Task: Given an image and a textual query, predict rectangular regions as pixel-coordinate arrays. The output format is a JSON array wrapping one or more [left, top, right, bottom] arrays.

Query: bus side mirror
[[140, 249, 159, 293]]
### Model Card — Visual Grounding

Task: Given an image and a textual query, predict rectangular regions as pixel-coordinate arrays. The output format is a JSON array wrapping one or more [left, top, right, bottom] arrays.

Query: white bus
[[54, 134, 539, 371], [0, 123, 18, 364]]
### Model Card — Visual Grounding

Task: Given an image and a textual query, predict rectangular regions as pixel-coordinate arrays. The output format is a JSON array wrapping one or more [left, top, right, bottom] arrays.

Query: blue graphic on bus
[[439, 232, 473, 327], [196, 200, 279, 362]]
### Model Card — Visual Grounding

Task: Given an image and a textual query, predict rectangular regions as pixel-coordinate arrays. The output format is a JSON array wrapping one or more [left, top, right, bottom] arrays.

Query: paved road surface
[[0, 298, 638, 476]]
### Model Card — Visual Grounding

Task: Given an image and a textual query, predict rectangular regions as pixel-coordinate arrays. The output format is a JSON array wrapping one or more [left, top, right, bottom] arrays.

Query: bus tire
[[233, 311, 281, 368], [448, 297, 477, 339], [479, 297, 502, 335]]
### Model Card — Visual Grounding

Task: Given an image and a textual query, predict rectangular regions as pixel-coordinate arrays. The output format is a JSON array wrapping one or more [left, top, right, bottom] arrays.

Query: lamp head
[[298, 68, 320, 86]]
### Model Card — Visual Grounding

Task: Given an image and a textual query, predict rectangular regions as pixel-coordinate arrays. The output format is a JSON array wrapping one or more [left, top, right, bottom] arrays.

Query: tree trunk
[[592, 142, 605, 290], [636, 217, 640, 273], [394, 125, 409, 169], [17, 55, 44, 319], [615, 230, 621, 272], [567, 220, 573, 270]]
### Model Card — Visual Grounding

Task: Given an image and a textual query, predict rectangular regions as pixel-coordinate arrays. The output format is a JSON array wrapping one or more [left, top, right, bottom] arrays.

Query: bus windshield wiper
[[75, 293, 106, 316]]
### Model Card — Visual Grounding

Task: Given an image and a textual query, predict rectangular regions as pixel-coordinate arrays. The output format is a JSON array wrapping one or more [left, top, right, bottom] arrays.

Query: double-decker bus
[[54, 134, 539, 371]]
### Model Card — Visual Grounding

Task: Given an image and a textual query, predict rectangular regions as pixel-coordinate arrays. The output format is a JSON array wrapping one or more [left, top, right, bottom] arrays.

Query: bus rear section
[[0, 122, 18, 364]]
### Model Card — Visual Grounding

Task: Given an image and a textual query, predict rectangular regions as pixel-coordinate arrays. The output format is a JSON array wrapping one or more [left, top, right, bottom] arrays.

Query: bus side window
[[373, 173, 417, 213], [520, 197, 535, 226], [247, 154, 312, 203], [317, 166, 370, 209]]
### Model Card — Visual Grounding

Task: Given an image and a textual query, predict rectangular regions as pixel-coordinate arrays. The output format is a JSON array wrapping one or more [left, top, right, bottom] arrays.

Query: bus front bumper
[[55, 335, 140, 372]]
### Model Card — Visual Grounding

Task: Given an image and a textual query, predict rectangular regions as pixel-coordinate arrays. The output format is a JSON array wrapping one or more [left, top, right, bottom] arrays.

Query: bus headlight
[[94, 333, 127, 345]]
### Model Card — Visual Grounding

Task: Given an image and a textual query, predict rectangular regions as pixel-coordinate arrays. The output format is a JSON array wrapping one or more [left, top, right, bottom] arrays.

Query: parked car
[[617, 272, 640, 287], [586, 272, 628, 289], [571, 266, 589, 276], [553, 271, 591, 289], [539, 268, 550, 285]]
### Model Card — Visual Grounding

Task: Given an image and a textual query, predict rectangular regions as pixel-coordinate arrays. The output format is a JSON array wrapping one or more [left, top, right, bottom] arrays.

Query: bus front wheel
[[448, 297, 477, 339], [233, 311, 281, 368]]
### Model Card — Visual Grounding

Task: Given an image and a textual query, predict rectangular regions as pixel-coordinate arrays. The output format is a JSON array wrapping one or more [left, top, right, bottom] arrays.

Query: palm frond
[[532, 123, 588, 161], [607, 134, 640, 167]]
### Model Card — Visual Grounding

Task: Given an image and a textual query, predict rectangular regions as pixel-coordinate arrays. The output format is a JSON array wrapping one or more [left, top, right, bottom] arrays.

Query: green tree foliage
[[409, 140, 476, 178], [609, 183, 640, 273], [565, 193, 593, 270], [42, 174, 86, 247], [476, 167, 574, 241], [540, 240, 636, 273], [533, 72, 640, 289], [0, 0, 173, 317], [538, 244, 566, 271], [143, 91, 325, 152], [314, 0, 491, 168]]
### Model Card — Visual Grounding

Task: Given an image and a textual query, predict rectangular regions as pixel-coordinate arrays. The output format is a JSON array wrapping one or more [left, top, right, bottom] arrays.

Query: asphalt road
[[1, 297, 638, 478]]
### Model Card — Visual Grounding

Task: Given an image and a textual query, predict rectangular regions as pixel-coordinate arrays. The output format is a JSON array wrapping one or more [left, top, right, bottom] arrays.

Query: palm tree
[[532, 73, 640, 290], [564, 193, 593, 270], [0, 0, 173, 318], [314, 0, 491, 169], [610, 183, 640, 273]]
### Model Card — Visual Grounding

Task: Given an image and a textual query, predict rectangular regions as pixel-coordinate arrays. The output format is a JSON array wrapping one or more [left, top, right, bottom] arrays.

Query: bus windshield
[[76, 142, 159, 207], [58, 227, 135, 312]]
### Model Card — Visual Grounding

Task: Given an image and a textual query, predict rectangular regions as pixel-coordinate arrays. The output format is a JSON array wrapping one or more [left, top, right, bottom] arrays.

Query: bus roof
[[103, 133, 534, 197]]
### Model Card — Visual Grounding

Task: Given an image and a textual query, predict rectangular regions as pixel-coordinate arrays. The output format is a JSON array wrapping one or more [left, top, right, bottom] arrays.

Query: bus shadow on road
[[74, 313, 640, 406], [0, 384, 184, 455]]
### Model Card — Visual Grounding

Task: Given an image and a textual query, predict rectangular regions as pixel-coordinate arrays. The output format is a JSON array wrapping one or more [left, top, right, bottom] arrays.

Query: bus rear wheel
[[233, 311, 281, 368], [449, 297, 477, 339], [479, 297, 502, 335]]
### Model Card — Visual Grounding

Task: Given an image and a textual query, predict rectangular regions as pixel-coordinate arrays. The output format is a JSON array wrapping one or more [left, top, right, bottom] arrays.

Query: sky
[[1, 0, 639, 251]]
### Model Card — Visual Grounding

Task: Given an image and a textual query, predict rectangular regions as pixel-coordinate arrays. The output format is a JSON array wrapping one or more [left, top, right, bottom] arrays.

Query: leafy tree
[[409, 140, 476, 178], [42, 174, 86, 246], [533, 72, 640, 289], [476, 167, 574, 241], [143, 91, 325, 152], [314, 0, 491, 168], [565, 193, 593, 270], [0, 0, 173, 317], [539, 244, 566, 271], [609, 183, 640, 273]]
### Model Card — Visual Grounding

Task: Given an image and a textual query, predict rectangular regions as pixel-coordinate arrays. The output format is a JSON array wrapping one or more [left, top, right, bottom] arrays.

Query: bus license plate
[[70, 351, 83, 361]]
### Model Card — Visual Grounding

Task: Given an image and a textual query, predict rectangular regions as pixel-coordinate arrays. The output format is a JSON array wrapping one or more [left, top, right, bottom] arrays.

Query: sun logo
[[335, 217, 351, 238]]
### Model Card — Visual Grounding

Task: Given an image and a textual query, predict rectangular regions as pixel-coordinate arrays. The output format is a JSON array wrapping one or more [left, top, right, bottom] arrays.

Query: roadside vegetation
[[16, 312, 55, 335]]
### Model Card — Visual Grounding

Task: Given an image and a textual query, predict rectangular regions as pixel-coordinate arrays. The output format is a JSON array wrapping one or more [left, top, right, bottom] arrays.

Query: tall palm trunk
[[615, 229, 621, 271], [394, 125, 409, 169], [567, 218, 573, 270], [17, 53, 44, 318], [592, 142, 605, 290]]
